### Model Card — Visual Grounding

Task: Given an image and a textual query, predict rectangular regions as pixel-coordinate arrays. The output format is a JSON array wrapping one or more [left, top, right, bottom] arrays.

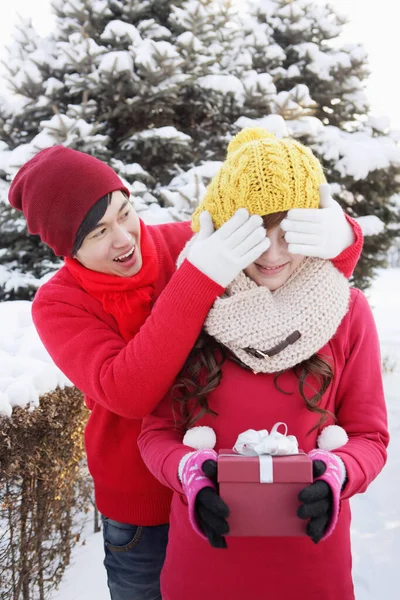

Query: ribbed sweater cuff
[[95, 488, 172, 526], [161, 259, 225, 317], [332, 215, 363, 279]]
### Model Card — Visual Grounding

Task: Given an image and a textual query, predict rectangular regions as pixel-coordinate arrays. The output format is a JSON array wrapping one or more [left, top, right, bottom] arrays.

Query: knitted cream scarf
[[203, 257, 350, 373]]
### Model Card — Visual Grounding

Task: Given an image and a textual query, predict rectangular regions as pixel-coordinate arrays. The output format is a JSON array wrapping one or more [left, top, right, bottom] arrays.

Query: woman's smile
[[254, 261, 289, 276]]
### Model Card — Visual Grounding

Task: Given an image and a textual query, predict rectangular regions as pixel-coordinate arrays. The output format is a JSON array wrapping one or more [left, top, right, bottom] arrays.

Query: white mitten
[[281, 184, 354, 259], [187, 209, 270, 287]]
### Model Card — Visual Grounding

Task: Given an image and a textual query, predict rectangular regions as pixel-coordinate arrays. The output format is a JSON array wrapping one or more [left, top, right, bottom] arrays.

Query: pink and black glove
[[297, 449, 346, 544], [179, 449, 229, 549]]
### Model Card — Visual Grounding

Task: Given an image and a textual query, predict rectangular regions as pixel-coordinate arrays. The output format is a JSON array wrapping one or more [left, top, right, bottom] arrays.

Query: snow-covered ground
[[46, 268, 400, 600]]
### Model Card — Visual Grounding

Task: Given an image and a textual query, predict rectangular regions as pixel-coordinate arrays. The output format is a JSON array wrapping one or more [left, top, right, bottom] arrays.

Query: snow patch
[[0, 301, 72, 418], [98, 51, 133, 73]]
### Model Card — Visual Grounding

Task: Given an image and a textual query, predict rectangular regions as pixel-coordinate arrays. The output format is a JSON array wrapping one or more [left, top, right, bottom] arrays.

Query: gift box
[[218, 449, 313, 537]]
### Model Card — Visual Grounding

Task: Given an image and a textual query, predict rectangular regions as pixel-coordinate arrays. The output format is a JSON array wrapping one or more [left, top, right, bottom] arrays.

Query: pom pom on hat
[[317, 425, 348, 451], [183, 426, 217, 450], [227, 127, 275, 155]]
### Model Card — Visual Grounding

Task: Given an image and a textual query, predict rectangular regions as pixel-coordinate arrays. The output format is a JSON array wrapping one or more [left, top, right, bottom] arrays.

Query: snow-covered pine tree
[[244, 0, 400, 290], [0, 87, 61, 301], [0, 0, 399, 299]]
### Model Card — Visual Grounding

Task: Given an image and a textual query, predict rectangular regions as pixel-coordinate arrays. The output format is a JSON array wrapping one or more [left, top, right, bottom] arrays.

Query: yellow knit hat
[[192, 128, 326, 232]]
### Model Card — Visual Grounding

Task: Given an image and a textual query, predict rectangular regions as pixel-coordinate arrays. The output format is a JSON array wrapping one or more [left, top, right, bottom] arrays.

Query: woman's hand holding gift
[[179, 449, 230, 549], [298, 449, 347, 543]]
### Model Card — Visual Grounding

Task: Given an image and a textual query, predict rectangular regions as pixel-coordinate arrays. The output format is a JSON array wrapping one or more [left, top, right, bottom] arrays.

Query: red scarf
[[65, 220, 159, 342]]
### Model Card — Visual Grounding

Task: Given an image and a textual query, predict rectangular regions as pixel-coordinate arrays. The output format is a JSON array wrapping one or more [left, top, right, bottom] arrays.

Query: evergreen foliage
[[0, 0, 399, 298]]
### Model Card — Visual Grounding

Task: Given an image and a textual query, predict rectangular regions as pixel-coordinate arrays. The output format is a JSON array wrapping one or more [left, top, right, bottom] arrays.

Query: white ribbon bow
[[232, 423, 299, 483], [233, 423, 299, 457]]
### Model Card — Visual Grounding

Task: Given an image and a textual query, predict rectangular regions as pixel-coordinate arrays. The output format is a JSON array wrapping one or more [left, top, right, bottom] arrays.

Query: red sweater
[[32, 218, 363, 526], [138, 289, 389, 600]]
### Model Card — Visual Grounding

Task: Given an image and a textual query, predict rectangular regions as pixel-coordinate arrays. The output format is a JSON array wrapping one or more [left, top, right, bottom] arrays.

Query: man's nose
[[112, 225, 132, 246]]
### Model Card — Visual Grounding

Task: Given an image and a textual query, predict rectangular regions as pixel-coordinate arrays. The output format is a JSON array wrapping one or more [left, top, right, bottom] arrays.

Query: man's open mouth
[[113, 247, 135, 263]]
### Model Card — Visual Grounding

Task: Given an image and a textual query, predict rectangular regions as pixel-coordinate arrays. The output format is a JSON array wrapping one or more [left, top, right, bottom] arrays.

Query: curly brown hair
[[172, 333, 334, 433], [172, 211, 335, 433]]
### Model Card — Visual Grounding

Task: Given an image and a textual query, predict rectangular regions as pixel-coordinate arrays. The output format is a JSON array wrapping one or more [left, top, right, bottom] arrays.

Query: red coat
[[32, 218, 363, 526], [138, 288, 389, 600]]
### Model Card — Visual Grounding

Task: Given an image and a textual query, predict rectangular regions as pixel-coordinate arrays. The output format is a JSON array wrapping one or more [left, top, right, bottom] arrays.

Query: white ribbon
[[232, 423, 299, 483]]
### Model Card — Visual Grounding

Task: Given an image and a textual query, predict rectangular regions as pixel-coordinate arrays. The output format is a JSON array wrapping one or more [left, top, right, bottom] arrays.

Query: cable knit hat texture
[[8, 146, 129, 257], [192, 128, 326, 232]]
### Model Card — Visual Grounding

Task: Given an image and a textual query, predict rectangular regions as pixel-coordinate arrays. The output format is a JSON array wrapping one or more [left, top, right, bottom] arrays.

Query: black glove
[[195, 459, 230, 549], [297, 459, 333, 544]]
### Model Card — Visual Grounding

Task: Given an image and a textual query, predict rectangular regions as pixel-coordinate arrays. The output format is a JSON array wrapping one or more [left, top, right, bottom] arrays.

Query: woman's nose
[[264, 239, 281, 262]]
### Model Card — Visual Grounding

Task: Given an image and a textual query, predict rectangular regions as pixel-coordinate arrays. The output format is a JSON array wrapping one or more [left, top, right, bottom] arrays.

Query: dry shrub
[[382, 354, 397, 374], [0, 387, 91, 600]]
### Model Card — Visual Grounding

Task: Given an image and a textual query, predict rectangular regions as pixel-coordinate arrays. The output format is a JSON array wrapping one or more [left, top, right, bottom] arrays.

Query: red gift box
[[218, 449, 313, 537]]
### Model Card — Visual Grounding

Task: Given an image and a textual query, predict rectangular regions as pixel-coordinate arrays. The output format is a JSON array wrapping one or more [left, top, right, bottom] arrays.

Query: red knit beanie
[[8, 146, 130, 257]]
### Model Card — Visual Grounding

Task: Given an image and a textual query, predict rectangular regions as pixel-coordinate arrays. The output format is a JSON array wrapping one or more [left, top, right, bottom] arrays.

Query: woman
[[138, 129, 388, 600]]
